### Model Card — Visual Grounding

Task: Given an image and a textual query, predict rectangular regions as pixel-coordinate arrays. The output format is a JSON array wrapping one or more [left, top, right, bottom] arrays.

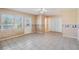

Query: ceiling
[[8, 8, 75, 16]]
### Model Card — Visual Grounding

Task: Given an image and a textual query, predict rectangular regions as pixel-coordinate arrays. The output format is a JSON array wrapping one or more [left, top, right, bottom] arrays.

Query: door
[[51, 17, 62, 32], [24, 16, 32, 34], [48, 17, 52, 31]]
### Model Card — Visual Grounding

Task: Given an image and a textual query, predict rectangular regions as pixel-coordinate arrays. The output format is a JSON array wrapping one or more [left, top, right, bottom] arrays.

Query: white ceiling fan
[[36, 8, 48, 14]]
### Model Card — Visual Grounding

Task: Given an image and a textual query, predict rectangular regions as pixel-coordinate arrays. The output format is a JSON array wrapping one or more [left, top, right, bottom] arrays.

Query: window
[[15, 16, 22, 29], [0, 14, 23, 32], [2, 14, 14, 30]]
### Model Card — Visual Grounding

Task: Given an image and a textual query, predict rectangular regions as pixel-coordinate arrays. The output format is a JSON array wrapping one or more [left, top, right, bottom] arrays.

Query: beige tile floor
[[0, 32, 79, 50]]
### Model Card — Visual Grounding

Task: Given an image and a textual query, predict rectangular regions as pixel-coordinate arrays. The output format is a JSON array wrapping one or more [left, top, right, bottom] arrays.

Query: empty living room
[[0, 8, 79, 50]]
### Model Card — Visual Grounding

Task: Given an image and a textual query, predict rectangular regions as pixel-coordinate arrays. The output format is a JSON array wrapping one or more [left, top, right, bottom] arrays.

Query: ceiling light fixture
[[38, 8, 48, 14]]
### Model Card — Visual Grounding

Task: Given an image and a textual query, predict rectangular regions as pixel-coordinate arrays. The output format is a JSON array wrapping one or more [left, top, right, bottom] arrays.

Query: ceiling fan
[[36, 8, 48, 14]]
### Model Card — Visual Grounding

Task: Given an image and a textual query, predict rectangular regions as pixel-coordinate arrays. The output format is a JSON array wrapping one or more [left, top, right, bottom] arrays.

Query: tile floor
[[0, 32, 79, 50]]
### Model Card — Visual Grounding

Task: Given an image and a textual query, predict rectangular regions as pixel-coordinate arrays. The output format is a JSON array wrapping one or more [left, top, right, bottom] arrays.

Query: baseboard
[[63, 34, 77, 39], [0, 34, 25, 41]]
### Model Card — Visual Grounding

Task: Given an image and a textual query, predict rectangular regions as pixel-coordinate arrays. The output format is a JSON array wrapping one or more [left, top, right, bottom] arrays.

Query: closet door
[[51, 17, 62, 32], [24, 16, 32, 34], [48, 18, 52, 31]]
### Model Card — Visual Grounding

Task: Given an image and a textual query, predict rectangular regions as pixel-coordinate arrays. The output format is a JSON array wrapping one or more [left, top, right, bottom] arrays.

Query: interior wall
[[32, 15, 37, 33], [36, 15, 45, 33], [61, 9, 77, 38], [77, 9, 79, 40], [45, 16, 48, 32], [36, 15, 42, 32]]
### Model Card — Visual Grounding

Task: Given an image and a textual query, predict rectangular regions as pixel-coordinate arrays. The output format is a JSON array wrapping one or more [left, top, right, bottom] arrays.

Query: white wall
[[62, 9, 77, 38]]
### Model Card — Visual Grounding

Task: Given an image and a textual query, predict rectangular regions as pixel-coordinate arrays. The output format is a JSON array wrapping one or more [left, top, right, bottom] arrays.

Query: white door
[[51, 17, 62, 32], [48, 19, 52, 31], [24, 16, 32, 34]]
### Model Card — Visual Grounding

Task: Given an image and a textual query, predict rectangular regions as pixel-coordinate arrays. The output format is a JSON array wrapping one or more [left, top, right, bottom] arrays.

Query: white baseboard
[[0, 34, 25, 41], [63, 34, 77, 39], [0, 32, 37, 41]]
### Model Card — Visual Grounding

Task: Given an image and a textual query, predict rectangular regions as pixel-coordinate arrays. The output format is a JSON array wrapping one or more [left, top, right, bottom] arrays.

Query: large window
[[0, 14, 23, 31], [1, 14, 14, 30], [15, 16, 23, 29]]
